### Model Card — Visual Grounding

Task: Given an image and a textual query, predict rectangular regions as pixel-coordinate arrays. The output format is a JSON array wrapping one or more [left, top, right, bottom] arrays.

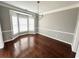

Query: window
[[11, 13, 18, 35], [10, 10, 35, 35], [29, 16, 34, 31], [19, 14, 28, 32]]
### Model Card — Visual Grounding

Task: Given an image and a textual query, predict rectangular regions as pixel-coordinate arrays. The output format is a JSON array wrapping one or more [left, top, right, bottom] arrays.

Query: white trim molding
[[2, 30, 12, 32], [38, 27, 74, 45], [0, 2, 35, 15], [39, 28, 74, 35], [0, 1, 79, 16], [4, 32, 36, 43], [4, 34, 20, 43], [72, 10, 79, 53], [39, 33, 72, 45], [40, 3, 79, 15]]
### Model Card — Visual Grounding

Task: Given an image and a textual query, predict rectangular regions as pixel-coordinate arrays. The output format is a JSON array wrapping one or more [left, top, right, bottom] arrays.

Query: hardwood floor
[[0, 34, 75, 58]]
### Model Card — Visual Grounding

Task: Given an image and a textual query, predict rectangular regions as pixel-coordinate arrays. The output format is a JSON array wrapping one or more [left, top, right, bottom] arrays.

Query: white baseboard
[[38, 32, 72, 45], [4, 33, 36, 43], [4, 34, 19, 43]]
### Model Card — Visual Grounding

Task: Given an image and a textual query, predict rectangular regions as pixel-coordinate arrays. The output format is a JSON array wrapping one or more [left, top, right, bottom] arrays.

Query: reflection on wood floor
[[0, 34, 75, 58]]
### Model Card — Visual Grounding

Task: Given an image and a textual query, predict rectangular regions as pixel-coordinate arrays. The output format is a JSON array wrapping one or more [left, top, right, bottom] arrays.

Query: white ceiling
[[3, 1, 79, 14]]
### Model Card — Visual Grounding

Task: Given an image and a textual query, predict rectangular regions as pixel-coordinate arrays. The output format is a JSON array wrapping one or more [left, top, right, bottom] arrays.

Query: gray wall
[[0, 5, 38, 42], [0, 6, 12, 41], [39, 8, 78, 44]]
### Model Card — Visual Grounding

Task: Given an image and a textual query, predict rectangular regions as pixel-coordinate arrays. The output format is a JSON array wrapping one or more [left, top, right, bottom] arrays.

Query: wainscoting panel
[[39, 28, 74, 45]]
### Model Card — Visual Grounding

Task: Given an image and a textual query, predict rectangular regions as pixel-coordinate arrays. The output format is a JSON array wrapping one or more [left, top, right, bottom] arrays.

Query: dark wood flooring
[[0, 34, 75, 58]]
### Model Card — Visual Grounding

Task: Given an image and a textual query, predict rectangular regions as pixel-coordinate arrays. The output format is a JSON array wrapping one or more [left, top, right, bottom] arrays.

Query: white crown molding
[[0, 2, 23, 11], [0, 2, 36, 15], [40, 3, 79, 15], [1, 2, 79, 15]]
